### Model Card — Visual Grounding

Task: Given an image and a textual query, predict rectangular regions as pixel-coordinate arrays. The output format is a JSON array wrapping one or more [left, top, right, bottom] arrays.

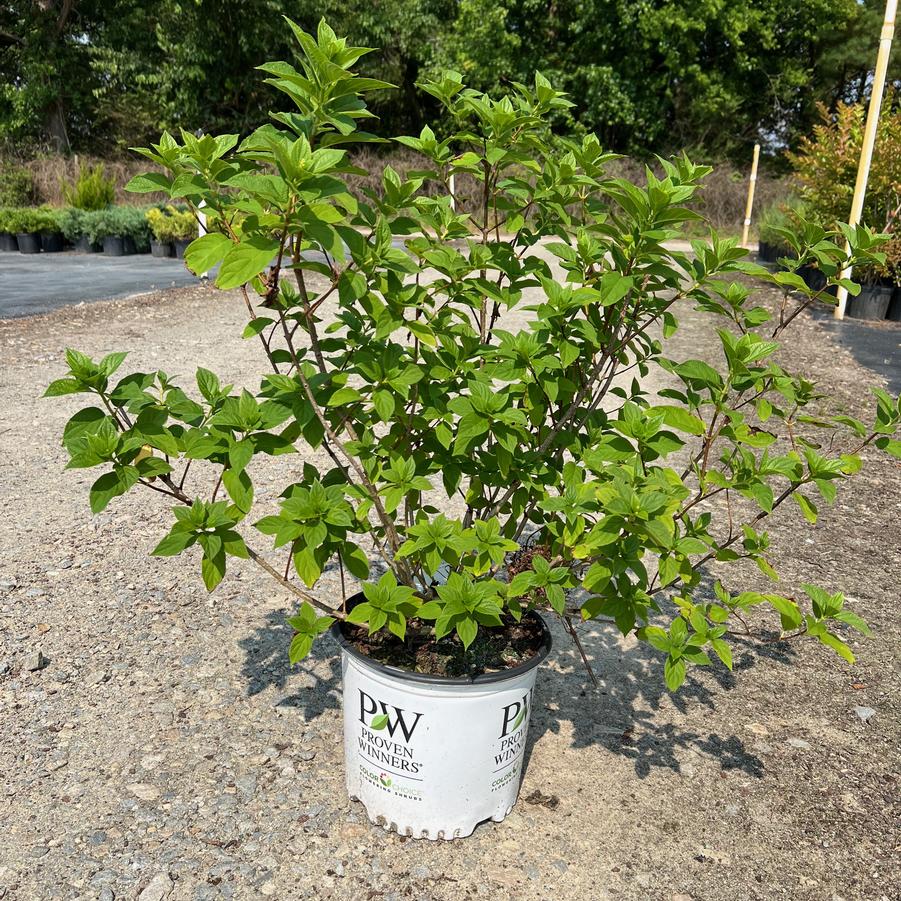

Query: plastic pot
[[16, 233, 41, 254], [331, 594, 552, 840], [887, 288, 901, 323], [151, 240, 174, 258], [103, 235, 137, 256], [757, 242, 782, 264], [73, 235, 101, 253], [173, 238, 192, 260], [0, 232, 17, 252], [41, 232, 64, 253], [847, 284, 892, 321]]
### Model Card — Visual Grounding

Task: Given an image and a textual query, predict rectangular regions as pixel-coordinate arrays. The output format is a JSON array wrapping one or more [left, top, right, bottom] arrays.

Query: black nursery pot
[[16, 233, 41, 254], [0, 232, 17, 252], [173, 238, 191, 260], [847, 284, 893, 321], [886, 287, 901, 323], [73, 235, 101, 253], [103, 235, 137, 256], [151, 239, 174, 258], [757, 241, 780, 264], [41, 232, 64, 253]]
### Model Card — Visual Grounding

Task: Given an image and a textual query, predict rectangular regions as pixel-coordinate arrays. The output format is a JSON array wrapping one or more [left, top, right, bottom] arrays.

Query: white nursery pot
[[330, 597, 552, 840]]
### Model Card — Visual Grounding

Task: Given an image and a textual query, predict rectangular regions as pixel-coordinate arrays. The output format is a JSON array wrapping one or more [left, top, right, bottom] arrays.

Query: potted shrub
[[847, 267, 894, 320], [50, 21, 901, 840], [87, 206, 151, 255], [168, 206, 198, 258], [0, 207, 18, 251], [58, 207, 101, 253], [146, 207, 176, 257], [40, 207, 65, 253], [12, 207, 56, 254]]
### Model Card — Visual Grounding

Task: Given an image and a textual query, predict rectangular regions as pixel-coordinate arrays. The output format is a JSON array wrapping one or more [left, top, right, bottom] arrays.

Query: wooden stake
[[835, 0, 897, 320], [741, 143, 760, 249]]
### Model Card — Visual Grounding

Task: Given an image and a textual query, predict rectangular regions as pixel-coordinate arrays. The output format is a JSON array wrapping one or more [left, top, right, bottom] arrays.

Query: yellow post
[[741, 143, 761, 249], [835, 0, 897, 320]]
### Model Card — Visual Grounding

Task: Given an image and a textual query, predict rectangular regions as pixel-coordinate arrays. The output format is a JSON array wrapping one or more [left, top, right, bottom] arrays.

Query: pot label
[[342, 653, 543, 836], [356, 689, 426, 795]]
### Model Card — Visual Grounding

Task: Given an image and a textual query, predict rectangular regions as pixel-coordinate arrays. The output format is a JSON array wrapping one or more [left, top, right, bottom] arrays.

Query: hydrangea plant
[[48, 20, 901, 688]]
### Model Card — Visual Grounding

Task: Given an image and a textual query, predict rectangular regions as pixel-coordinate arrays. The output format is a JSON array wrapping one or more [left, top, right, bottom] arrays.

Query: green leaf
[[242, 317, 275, 339], [222, 467, 253, 513], [201, 550, 226, 591], [44, 378, 84, 397], [152, 530, 196, 556], [370, 713, 389, 730], [766, 595, 803, 631], [664, 656, 687, 691], [794, 493, 818, 524], [710, 638, 733, 671], [288, 632, 314, 664], [184, 233, 232, 275], [124, 172, 171, 194], [372, 389, 395, 421], [818, 631, 855, 664], [456, 616, 478, 649], [655, 405, 706, 436], [215, 236, 279, 290], [293, 546, 322, 587], [89, 466, 139, 513]]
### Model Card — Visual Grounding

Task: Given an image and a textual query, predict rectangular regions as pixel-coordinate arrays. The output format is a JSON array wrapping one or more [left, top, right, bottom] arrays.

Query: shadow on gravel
[[525, 572, 798, 780], [238, 610, 342, 721]]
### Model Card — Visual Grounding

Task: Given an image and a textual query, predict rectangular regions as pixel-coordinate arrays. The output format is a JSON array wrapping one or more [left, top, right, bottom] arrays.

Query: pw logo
[[359, 690, 423, 742], [499, 689, 532, 738]]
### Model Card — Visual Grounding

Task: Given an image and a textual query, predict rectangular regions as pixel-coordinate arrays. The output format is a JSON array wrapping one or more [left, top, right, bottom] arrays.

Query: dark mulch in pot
[[343, 613, 546, 677]]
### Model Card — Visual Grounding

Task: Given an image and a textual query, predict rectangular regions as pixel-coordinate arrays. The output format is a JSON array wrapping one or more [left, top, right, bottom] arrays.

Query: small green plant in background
[[61, 162, 116, 210], [48, 20, 901, 691]]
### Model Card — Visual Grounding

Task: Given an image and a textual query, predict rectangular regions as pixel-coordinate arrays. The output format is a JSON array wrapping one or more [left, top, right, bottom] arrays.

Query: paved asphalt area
[[0, 251, 201, 318]]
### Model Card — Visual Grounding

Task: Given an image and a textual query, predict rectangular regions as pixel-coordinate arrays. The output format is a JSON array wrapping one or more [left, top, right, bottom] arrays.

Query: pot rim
[[330, 590, 552, 686]]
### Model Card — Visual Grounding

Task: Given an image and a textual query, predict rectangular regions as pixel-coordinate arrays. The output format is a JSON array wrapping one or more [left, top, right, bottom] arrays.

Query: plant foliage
[[48, 21, 901, 690]]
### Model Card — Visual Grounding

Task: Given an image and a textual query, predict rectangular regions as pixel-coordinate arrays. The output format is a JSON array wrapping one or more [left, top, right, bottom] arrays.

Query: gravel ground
[[0, 270, 899, 901]]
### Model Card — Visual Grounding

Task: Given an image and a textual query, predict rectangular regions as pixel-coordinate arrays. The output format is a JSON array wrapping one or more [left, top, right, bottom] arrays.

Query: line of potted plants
[[0, 206, 64, 253], [48, 20, 901, 840], [146, 205, 198, 258]]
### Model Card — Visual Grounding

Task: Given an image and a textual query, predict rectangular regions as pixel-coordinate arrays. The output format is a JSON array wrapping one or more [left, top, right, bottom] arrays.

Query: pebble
[[854, 706, 876, 723], [128, 783, 160, 801], [26, 650, 47, 672], [137, 873, 173, 901], [297, 749, 317, 762], [787, 738, 811, 750], [99, 889, 115, 901]]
